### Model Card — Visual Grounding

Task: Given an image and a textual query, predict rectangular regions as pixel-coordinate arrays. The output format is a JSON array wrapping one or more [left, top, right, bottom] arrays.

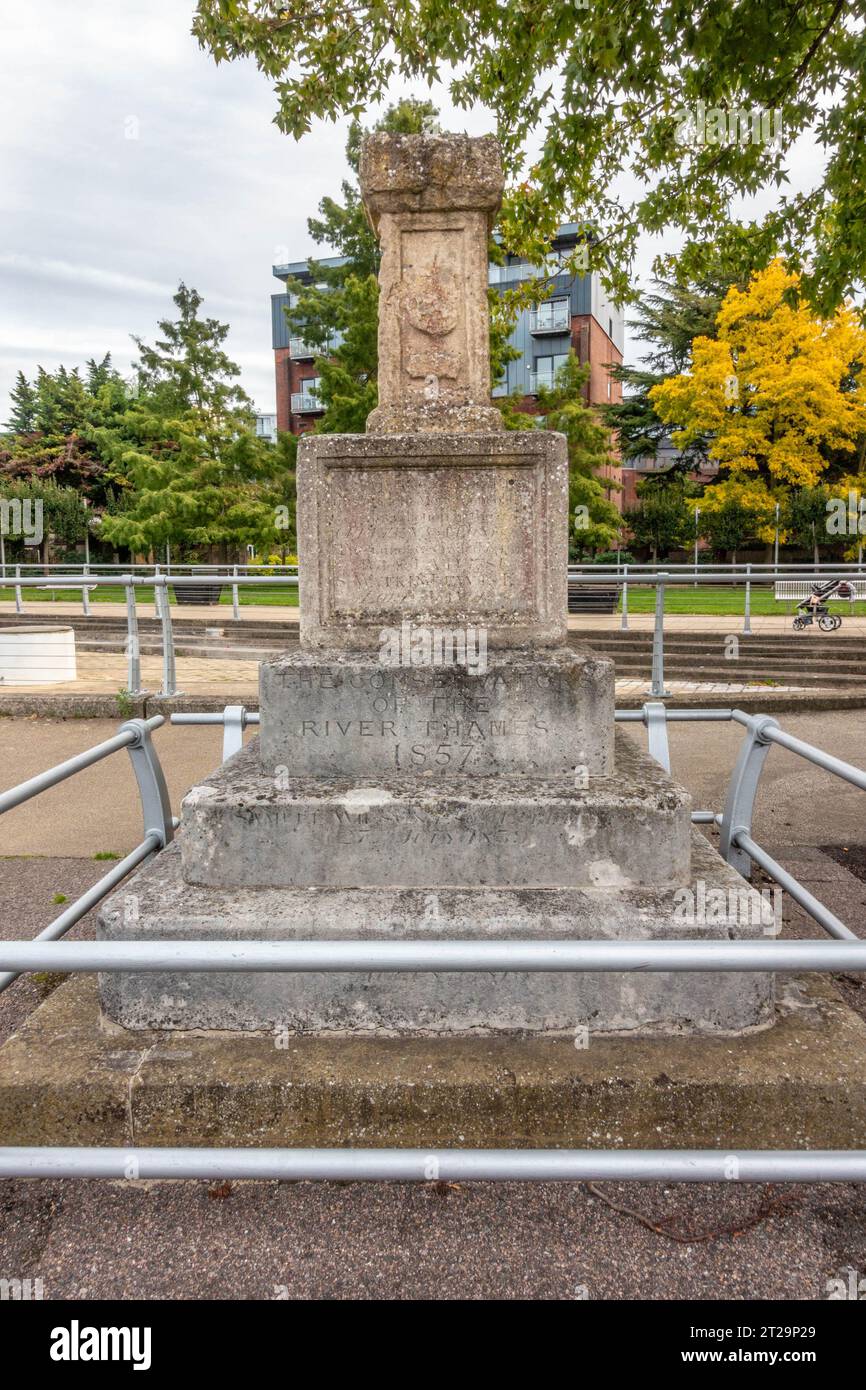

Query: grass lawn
[[0, 584, 300, 608], [620, 585, 866, 617], [1, 582, 861, 618]]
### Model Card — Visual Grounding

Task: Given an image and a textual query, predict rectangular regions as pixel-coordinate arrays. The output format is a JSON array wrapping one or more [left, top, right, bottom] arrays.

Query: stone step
[[99, 829, 766, 1035], [9, 973, 865, 1148], [178, 730, 691, 891]]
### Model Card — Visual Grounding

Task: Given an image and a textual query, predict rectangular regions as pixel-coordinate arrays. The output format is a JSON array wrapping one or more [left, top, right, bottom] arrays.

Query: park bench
[[35, 582, 99, 615]]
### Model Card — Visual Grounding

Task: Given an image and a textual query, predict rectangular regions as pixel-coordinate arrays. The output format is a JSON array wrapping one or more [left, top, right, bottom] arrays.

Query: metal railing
[[2, 563, 865, 701], [529, 302, 570, 333], [0, 714, 174, 994], [290, 391, 323, 413], [1, 699, 865, 1181]]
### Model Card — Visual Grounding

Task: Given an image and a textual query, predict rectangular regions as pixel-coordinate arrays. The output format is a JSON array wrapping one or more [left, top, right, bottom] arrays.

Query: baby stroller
[[792, 578, 853, 631]]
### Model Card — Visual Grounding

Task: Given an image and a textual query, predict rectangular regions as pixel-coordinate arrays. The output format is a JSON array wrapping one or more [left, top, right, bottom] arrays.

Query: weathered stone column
[[361, 133, 505, 435]]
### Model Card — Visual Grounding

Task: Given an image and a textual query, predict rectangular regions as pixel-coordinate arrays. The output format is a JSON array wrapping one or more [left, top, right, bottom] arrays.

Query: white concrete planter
[[0, 626, 77, 684]]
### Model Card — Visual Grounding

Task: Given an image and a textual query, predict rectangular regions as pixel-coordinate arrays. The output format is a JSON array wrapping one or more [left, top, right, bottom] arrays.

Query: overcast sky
[[0, 2, 824, 425]]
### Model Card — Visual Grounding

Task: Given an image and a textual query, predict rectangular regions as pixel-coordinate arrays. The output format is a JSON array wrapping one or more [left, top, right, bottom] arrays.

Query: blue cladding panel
[[272, 294, 291, 350]]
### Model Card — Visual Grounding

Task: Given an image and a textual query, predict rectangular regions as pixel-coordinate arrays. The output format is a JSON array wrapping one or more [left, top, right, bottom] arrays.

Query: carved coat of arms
[[401, 259, 461, 381]]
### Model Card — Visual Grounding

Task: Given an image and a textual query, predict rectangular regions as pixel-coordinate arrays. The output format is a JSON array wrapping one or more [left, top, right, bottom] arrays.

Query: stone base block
[[99, 831, 769, 1034], [297, 431, 568, 650], [178, 731, 690, 890], [6, 974, 864, 1150], [258, 646, 613, 778]]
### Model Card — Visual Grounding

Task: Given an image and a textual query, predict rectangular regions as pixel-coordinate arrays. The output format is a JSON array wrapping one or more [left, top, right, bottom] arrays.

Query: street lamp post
[[774, 503, 780, 571], [693, 506, 700, 587]]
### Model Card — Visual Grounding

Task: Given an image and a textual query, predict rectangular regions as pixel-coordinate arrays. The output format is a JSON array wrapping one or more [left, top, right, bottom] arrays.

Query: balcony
[[290, 337, 330, 360], [291, 391, 324, 414], [288, 332, 341, 359], [529, 301, 571, 334]]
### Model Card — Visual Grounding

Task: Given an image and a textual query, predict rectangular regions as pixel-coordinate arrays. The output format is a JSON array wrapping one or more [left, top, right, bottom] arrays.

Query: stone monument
[[99, 133, 772, 1037]]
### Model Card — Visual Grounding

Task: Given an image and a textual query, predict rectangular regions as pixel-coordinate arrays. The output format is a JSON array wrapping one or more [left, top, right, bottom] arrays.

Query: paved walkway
[[0, 650, 811, 697]]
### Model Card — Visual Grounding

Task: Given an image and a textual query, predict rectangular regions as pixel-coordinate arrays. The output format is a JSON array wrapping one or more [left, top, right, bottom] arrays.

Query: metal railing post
[[155, 578, 180, 697], [222, 704, 248, 761], [743, 563, 752, 635], [718, 712, 780, 877], [620, 564, 629, 630], [14, 563, 23, 614], [647, 573, 670, 697], [123, 576, 144, 696], [642, 701, 671, 772], [121, 716, 174, 848], [232, 565, 241, 621]]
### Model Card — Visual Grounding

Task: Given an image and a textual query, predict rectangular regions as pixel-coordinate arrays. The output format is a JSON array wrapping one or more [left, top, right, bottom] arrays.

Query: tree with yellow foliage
[[650, 262, 866, 544]]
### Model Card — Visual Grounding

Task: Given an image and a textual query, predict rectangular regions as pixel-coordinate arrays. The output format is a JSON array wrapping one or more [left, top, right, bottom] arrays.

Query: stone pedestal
[[99, 831, 772, 1036], [98, 130, 772, 1037], [297, 432, 568, 650], [258, 647, 614, 778]]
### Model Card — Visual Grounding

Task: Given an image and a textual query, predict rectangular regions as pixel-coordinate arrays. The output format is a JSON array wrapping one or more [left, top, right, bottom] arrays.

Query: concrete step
[[3, 973, 864, 1148]]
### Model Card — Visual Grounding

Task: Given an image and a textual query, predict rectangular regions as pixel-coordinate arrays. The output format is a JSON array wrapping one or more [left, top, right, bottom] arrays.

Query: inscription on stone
[[259, 650, 614, 777]]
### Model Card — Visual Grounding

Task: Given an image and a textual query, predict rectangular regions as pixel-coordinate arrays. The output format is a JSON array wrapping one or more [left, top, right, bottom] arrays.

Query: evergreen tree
[[0, 363, 121, 503], [500, 354, 621, 559], [99, 285, 283, 561], [132, 282, 252, 422], [784, 485, 835, 565], [85, 353, 117, 393], [698, 494, 764, 565], [626, 474, 693, 562], [4, 371, 38, 433]]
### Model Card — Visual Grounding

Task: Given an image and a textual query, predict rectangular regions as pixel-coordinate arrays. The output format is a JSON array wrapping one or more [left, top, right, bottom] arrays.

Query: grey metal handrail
[[2, 1147, 865, 1183], [0, 714, 173, 996], [1, 938, 864, 974], [5, 562, 864, 699]]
